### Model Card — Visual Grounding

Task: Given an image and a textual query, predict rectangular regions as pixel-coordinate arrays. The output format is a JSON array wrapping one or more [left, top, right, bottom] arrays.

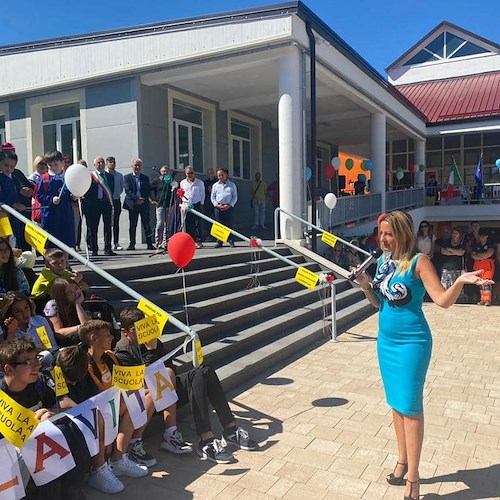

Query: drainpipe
[[305, 21, 317, 252]]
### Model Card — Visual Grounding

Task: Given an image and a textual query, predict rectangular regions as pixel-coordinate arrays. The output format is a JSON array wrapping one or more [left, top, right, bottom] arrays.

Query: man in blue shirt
[[210, 168, 238, 248]]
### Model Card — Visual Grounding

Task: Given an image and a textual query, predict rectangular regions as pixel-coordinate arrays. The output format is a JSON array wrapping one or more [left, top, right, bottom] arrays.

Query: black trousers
[[185, 202, 203, 242], [112, 199, 121, 245], [87, 200, 112, 252], [128, 204, 152, 246], [175, 365, 234, 436], [214, 206, 234, 244]]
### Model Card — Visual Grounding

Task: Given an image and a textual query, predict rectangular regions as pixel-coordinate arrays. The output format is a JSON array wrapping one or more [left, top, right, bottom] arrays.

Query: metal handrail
[[0, 203, 201, 368], [274, 207, 371, 257]]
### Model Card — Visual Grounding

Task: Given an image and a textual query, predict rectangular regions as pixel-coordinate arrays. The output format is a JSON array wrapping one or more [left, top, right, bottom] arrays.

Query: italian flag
[[446, 157, 462, 201]]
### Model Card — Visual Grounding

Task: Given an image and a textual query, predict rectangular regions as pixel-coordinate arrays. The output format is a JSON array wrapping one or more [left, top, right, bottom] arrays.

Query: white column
[[415, 139, 426, 189], [370, 113, 386, 213], [278, 48, 304, 239]]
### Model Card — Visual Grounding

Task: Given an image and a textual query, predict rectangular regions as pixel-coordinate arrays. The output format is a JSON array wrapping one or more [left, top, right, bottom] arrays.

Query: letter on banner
[[21, 420, 75, 486], [112, 364, 145, 391], [0, 439, 25, 500], [90, 386, 120, 446], [0, 390, 39, 448], [65, 400, 100, 457], [123, 387, 148, 429], [144, 359, 178, 412]]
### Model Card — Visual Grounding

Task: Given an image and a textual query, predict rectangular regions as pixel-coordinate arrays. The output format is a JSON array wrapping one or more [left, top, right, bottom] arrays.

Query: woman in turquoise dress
[[356, 211, 494, 500]]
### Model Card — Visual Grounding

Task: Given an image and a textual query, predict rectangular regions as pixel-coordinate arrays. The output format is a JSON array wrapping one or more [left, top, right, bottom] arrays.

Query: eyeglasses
[[13, 354, 44, 368]]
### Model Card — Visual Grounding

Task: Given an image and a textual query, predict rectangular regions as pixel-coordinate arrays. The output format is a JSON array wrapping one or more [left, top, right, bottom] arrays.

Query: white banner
[[65, 399, 100, 457], [90, 386, 121, 447], [0, 439, 25, 500], [21, 420, 76, 486], [122, 387, 148, 430], [144, 359, 178, 412]]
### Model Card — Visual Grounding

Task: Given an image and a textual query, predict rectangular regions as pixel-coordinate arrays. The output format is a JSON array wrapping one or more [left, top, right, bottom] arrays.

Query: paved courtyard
[[87, 303, 500, 499]]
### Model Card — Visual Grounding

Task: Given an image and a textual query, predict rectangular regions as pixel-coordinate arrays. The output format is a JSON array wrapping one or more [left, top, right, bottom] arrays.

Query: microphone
[[348, 248, 383, 281]]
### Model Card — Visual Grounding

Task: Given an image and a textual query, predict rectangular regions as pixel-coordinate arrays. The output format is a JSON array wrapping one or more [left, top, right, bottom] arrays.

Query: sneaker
[[160, 430, 193, 454], [110, 453, 148, 478], [251, 225, 258, 230], [229, 241, 235, 248], [197, 439, 234, 464], [214, 241, 223, 248], [222, 427, 257, 451], [129, 439, 158, 467], [113, 244, 123, 251], [477, 301, 485, 305], [87, 462, 124, 494], [195, 242, 204, 249]]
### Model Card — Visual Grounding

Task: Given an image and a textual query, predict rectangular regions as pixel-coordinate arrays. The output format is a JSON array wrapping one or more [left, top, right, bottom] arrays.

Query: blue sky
[[2, 0, 498, 75]]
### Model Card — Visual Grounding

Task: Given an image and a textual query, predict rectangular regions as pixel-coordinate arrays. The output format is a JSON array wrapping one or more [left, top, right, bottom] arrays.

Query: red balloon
[[324, 165, 335, 180], [167, 232, 196, 268], [408, 163, 415, 173]]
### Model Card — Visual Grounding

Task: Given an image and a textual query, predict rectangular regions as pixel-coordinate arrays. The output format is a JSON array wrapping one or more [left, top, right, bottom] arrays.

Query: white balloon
[[65, 164, 92, 198], [331, 157, 341, 169], [396, 171, 404, 180], [324, 192, 337, 210]]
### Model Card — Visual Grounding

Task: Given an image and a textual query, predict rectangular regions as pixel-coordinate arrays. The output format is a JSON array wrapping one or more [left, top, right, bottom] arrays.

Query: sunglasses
[[12, 354, 44, 368]]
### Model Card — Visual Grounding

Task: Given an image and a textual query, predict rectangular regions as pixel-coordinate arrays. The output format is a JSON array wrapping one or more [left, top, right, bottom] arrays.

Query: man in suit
[[123, 159, 154, 250], [84, 157, 116, 256]]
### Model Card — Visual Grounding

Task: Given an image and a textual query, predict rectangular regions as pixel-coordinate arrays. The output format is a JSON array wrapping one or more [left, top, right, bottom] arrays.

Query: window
[[404, 31, 489, 66], [0, 115, 5, 144], [42, 103, 81, 160], [173, 102, 203, 170], [231, 120, 251, 179]]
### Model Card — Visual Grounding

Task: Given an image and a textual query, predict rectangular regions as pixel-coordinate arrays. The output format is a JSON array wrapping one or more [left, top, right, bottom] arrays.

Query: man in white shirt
[[180, 166, 205, 248], [210, 168, 238, 248]]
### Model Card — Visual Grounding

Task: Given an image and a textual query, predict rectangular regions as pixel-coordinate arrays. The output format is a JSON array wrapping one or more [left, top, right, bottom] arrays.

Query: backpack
[[31, 173, 50, 223], [83, 296, 120, 342]]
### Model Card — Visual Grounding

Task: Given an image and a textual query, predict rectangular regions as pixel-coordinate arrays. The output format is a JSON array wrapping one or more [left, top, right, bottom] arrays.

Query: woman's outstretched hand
[[458, 270, 495, 287]]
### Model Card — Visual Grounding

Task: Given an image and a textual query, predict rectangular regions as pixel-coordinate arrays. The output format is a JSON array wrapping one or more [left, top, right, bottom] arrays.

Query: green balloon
[[419, 164, 425, 172], [360, 160, 366, 171], [396, 167, 403, 173], [345, 158, 354, 170]]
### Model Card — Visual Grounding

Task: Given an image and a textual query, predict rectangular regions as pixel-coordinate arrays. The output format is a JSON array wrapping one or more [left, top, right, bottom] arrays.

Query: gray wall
[[8, 99, 28, 174]]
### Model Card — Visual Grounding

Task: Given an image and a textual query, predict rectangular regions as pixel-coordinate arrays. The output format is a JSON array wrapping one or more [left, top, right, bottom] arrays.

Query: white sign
[[65, 399, 100, 457], [0, 439, 25, 500], [90, 387, 120, 447], [122, 388, 148, 430], [144, 359, 178, 412]]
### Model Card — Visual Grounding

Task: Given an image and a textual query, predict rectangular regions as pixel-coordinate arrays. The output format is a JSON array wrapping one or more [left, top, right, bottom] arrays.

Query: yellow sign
[[25, 223, 48, 255], [295, 266, 319, 290], [51, 366, 69, 397], [321, 231, 338, 248], [36, 326, 52, 349], [0, 216, 13, 238], [134, 315, 161, 345], [210, 222, 231, 243], [137, 298, 169, 334], [194, 338, 203, 366], [112, 365, 145, 391], [0, 390, 39, 448]]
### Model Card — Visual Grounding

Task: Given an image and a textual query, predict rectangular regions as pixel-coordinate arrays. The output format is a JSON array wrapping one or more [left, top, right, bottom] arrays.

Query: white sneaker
[[160, 430, 193, 454], [113, 244, 123, 251], [87, 462, 124, 494], [110, 453, 149, 478]]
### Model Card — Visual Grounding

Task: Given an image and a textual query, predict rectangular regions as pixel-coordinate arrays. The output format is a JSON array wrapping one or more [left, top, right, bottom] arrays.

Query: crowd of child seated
[[0, 249, 256, 498]]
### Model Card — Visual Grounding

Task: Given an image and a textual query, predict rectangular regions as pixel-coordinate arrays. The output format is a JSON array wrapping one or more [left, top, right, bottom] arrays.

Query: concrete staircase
[[81, 245, 374, 391]]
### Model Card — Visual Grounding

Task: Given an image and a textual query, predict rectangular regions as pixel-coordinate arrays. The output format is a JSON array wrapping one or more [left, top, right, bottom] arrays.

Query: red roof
[[396, 71, 500, 124]]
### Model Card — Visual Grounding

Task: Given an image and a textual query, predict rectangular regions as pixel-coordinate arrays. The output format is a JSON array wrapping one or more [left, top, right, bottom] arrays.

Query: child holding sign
[[1, 291, 58, 370], [0, 338, 91, 499], [116, 307, 257, 464]]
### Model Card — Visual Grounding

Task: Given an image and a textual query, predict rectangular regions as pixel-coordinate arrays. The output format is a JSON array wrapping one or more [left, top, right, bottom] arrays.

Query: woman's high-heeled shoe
[[386, 462, 408, 485], [404, 479, 419, 500]]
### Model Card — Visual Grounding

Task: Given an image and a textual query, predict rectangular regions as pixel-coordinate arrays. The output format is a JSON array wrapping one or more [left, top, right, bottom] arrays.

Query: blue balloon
[[305, 167, 312, 181], [359, 174, 367, 182], [495, 158, 500, 168], [364, 159, 373, 171]]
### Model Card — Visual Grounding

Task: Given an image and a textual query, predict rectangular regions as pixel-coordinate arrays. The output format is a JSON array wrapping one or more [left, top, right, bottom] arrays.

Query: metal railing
[[313, 193, 382, 229], [1, 203, 201, 367], [187, 206, 343, 341], [386, 187, 425, 211]]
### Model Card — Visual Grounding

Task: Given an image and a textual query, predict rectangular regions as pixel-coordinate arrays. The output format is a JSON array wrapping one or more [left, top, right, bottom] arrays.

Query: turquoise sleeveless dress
[[373, 254, 432, 415]]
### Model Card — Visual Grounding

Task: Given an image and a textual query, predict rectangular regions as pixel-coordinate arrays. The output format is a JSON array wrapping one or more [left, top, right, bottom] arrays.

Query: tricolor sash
[[91, 171, 113, 204]]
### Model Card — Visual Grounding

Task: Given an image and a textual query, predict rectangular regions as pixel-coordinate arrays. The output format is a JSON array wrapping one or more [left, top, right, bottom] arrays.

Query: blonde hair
[[379, 210, 418, 275]]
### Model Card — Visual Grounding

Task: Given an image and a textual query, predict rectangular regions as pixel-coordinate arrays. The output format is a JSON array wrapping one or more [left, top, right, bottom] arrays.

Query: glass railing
[[386, 187, 425, 211]]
